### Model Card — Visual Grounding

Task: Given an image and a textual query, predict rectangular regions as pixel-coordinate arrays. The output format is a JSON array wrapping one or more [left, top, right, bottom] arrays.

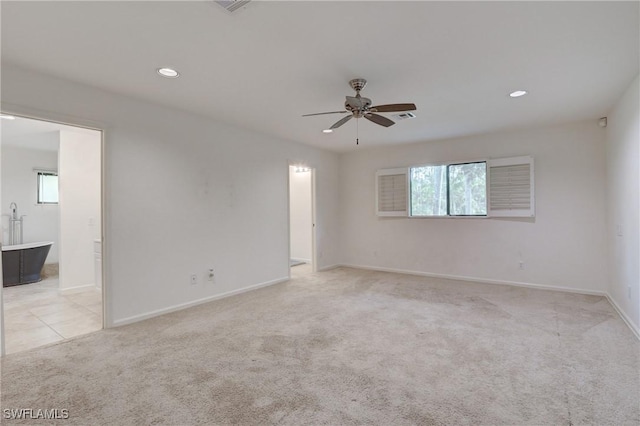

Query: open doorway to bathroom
[[0, 114, 103, 355], [289, 164, 316, 278]]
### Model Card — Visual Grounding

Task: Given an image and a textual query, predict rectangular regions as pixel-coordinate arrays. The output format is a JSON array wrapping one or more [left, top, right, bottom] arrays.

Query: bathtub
[[2, 241, 53, 287]]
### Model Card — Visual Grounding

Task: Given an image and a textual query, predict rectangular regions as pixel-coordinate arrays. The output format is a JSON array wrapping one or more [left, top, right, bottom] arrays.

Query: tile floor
[[4, 265, 307, 355], [3, 278, 102, 354]]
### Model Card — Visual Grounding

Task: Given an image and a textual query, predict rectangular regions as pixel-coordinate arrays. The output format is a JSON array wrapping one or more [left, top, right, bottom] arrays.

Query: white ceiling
[[1, 1, 638, 152], [1, 116, 98, 151]]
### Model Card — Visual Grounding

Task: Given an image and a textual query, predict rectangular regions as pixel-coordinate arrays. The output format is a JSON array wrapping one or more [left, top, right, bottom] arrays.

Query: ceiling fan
[[302, 78, 417, 131]]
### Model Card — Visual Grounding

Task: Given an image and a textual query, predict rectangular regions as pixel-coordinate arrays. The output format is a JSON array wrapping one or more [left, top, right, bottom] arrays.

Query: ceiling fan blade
[[302, 110, 348, 117], [370, 103, 417, 113], [330, 115, 353, 129], [364, 113, 395, 127]]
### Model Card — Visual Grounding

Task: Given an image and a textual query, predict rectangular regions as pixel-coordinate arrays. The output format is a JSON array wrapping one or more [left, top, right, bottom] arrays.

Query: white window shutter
[[376, 168, 409, 217], [488, 156, 534, 217]]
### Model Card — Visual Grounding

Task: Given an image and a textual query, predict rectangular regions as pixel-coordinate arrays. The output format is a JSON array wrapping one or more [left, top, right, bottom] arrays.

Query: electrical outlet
[[208, 269, 215, 281], [190, 274, 197, 285], [519, 261, 525, 270]]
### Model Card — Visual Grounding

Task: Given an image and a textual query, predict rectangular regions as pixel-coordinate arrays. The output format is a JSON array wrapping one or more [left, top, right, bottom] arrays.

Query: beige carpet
[[1, 267, 638, 425]]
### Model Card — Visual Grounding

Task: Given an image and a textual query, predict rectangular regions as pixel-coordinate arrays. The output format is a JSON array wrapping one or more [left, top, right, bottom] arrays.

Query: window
[[410, 162, 486, 217], [410, 165, 447, 216], [37, 171, 59, 204], [448, 162, 487, 216], [376, 156, 534, 218]]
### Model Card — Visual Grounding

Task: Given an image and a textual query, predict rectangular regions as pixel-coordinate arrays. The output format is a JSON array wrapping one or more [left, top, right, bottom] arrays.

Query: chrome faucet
[[10, 202, 17, 220]]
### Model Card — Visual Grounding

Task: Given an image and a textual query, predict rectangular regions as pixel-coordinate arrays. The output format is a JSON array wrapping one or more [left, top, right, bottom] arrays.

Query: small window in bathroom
[[37, 171, 59, 204]]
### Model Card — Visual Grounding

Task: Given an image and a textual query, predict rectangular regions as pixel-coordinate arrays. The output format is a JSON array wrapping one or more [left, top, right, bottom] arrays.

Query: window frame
[[36, 170, 59, 205], [376, 155, 534, 220], [409, 159, 488, 219], [409, 162, 448, 218]]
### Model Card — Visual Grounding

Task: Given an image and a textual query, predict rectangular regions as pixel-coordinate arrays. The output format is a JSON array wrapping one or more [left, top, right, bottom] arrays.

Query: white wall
[[289, 167, 312, 262], [1, 64, 341, 326], [0, 141, 59, 263], [58, 130, 101, 291], [339, 120, 608, 293], [5, 63, 629, 335], [0, 128, 3, 354], [605, 74, 639, 332]]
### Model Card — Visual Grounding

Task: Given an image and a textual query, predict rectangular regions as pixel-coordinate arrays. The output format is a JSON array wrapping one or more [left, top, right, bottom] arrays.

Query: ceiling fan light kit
[[303, 78, 417, 145]]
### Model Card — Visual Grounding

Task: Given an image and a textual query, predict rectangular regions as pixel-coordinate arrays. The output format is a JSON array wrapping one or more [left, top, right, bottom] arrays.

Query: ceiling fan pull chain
[[356, 117, 359, 145]]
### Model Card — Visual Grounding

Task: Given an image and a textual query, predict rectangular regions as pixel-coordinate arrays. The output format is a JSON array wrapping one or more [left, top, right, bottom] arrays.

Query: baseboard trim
[[317, 264, 342, 272], [340, 263, 607, 296], [108, 265, 640, 342], [340, 263, 640, 340], [59, 284, 96, 295], [112, 276, 289, 327], [605, 293, 640, 340]]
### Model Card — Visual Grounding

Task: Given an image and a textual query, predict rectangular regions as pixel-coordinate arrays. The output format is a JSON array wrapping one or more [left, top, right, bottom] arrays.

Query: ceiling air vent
[[214, 0, 251, 13], [394, 112, 416, 120]]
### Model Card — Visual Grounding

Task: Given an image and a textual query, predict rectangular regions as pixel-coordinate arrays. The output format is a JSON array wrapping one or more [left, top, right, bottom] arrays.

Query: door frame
[[0, 108, 108, 357], [287, 162, 317, 276]]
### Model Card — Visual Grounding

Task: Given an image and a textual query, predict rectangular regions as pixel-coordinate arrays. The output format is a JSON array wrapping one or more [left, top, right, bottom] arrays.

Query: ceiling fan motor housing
[[346, 79, 371, 117], [345, 97, 372, 118]]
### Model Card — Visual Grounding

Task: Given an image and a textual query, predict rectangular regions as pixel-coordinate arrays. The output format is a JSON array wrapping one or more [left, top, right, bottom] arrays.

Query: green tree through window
[[449, 162, 487, 215], [410, 162, 486, 216], [410, 165, 447, 216]]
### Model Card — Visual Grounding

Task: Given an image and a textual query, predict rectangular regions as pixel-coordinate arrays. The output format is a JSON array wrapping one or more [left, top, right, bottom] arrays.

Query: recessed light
[[157, 67, 180, 78], [509, 90, 528, 98], [322, 129, 333, 134], [0, 114, 16, 120]]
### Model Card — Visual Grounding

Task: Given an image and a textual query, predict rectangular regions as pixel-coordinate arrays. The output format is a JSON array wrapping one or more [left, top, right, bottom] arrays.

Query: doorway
[[0, 114, 103, 355], [289, 164, 316, 276]]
